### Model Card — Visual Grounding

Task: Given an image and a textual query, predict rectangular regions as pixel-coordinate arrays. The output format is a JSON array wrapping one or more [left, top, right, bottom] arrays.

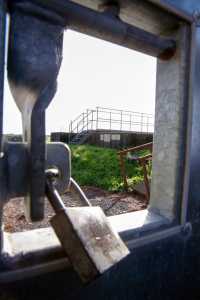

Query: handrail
[[68, 107, 154, 142], [118, 142, 153, 200], [70, 110, 95, 135], [118, 142, 153, 155], [96, 106, 153, 118]]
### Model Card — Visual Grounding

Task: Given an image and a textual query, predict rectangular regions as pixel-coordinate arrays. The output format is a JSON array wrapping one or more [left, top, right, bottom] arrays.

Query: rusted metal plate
[[51, 207, 130, 283]]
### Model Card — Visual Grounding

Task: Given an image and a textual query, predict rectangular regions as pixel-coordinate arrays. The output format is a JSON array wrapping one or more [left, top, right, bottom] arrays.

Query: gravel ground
[[3, 186, 147, 233]]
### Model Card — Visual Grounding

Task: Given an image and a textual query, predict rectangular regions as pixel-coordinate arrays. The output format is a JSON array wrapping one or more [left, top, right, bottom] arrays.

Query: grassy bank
[[70, 145, 151, 192]]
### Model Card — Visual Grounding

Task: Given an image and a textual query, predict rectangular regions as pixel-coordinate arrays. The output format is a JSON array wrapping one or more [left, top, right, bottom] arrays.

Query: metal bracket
[[0, 142, 71, 203], [7, 1, 66, 221]]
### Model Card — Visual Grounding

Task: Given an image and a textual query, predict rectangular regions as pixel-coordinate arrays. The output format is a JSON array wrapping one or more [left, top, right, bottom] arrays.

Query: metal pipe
[[0, 0, 7, 254], [45, 169, 66, 212], [30, 0, 176, 59], [46, 178, 66, 212], [70, 177, 91, 207], [0, 1, 7, 152]]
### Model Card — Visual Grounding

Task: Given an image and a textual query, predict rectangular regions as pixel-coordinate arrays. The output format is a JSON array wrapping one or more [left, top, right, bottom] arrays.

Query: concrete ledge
[[108, 209, 169, 239], [0, 210, 170, 283]]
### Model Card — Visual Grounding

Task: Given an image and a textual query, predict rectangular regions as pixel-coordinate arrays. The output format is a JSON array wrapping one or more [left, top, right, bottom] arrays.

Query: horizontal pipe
[[118, 142, 153, 155], [28, 0, 176, 59]]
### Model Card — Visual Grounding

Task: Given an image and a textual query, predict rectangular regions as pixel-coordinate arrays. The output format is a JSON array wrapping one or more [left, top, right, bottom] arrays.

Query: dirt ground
[[3, 186, 148, 233]]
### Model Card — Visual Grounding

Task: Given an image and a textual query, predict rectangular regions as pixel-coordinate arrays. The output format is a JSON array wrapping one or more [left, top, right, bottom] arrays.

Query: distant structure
[[51, 107, 154, 149]]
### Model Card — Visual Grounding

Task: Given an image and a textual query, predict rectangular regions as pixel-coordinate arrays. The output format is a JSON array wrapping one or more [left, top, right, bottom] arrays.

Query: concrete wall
[[51, 130, 153, 149], [88, 130, 153, 149]]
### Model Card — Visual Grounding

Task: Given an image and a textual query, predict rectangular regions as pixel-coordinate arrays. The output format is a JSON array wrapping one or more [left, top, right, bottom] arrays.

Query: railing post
[[139, 160, 150, 201], [0, 0, 7, 254], [87, 109, 89, 131], [120, 111, 123, 131], [119, 153, 128, 191], [91, 110, 94, 130], [141, 113, 144, 132], [96, 107, 99, 130], [82, 112, 85, 131], [68, 121, 72, 143]]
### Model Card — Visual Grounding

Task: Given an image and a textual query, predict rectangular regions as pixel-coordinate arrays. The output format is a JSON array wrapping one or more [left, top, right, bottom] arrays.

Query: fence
[[69, 107, 154, 135]]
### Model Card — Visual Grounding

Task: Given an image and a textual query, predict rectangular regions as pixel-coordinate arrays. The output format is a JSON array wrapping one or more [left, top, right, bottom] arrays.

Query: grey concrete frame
[[0, 0, 198, 282]]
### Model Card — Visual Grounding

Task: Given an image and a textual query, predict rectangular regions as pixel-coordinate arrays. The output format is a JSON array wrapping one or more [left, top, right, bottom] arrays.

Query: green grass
[[70, 145, 151, 192]]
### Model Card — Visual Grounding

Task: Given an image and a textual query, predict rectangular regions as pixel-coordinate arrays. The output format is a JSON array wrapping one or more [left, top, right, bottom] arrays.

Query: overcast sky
[[3, 29, 156, 134]]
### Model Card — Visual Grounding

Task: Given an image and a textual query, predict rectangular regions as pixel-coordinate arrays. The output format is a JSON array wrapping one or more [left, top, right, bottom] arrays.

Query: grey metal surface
[[148, 0, 200, 22], [0, 142, 71, 201], [70, 178, 91, 207], [0, 0, 6, 152], [0, 210, 167, 283], [186, 16, 200, 222], [30, 0, 176, 59], [0, 0, 7, 253], [7, 1, 66, 221], [2, 1, 200, 297], [46, 143, 71, 194]]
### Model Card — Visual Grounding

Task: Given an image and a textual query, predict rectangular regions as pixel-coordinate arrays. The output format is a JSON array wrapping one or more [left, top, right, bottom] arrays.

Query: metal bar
[[91, 110, 93, 130], [120, 111, 122, 131], [119, 153, 128, 191], [0, 0, 7, 253], [137, 154, 152, 162], [0, 1, 6, 152], [31, 0, 176, 59], [83, 112, 85, 131], [70, 177, 91, 207], [69, 107, 154, 134], [141, 113, 143, 132], [139, 160, 150, 201], [118, 142, 153, 155], [87, 109, 89, 131], [181, 18, 200, 225], [96, 107, 99, 130], [97, 106, 153, 117], [46, 174, 66, 212]]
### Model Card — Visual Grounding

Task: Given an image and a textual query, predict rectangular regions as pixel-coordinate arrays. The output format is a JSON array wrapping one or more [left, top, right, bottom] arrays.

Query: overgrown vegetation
[[70, 145, 151, 192]]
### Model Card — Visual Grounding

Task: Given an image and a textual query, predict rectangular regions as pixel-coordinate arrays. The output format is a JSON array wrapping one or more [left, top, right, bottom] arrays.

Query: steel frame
[[1, 1, 200, 298]]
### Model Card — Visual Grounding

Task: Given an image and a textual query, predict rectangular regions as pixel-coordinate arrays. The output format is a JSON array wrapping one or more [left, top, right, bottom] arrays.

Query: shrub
[[70, 145, 151, 192]]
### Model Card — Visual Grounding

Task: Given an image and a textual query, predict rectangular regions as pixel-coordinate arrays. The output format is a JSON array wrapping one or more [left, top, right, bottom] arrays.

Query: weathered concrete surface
[[72, 0, 178, 35], [150, 25, 190, 220], [51, 130, 153, 149]]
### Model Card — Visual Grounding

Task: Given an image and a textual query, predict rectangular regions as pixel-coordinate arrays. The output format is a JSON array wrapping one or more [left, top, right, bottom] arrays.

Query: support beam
[[0, 0, 7, 254], [25, 0, 176, 59], [150, 24, 190, 220], [0, 0, 6, 151]]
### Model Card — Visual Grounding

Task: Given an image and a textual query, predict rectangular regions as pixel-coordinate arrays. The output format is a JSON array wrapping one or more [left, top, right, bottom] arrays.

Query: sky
[[3, 29, 157, 134]]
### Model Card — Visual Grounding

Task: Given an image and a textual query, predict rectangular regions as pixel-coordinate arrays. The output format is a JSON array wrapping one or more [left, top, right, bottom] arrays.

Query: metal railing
[[118, 142, 153, 200], [69, 107, 154, 136]]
